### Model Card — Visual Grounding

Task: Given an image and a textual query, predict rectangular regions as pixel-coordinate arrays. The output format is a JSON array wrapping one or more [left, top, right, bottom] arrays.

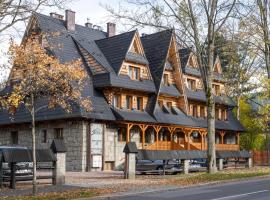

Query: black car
[[136, 159, 182, 174], [0, 146, 33, 176]]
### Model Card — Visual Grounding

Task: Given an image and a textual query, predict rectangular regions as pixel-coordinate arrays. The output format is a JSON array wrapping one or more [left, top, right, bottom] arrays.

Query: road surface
[[109, 178, 270, 200]]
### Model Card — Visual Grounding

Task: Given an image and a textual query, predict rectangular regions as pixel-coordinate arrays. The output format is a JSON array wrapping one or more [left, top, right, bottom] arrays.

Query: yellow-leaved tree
[[0, 36, 91, 195]]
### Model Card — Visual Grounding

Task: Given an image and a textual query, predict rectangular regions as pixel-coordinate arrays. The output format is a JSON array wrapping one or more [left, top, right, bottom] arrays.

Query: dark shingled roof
[[95, 30, 136, 73], [141, 30, 173, 89], [185, 88, 237, 107], [179, 48, 192, 69], [111, 108, 156, 123], [0, 12, 244, 132]]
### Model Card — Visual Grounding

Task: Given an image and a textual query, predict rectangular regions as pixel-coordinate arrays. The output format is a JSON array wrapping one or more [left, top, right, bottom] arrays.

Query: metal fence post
[[10, 162, 16, 189], [0, 154, 3, 188]]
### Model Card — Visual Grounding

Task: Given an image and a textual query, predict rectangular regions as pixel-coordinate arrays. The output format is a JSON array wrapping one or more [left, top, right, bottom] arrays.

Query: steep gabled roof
[[95, 30, 136, 73], [179, 48, 192, 69], [141, 30, 173, 89]]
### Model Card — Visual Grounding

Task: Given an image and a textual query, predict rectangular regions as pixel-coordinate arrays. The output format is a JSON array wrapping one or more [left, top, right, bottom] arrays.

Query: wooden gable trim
[[127, 31, 145, 55], [77, 44, 107, 75], [187, 53, 199, 68], [214, 56, 223, 74], [162, 33, 188, 114]]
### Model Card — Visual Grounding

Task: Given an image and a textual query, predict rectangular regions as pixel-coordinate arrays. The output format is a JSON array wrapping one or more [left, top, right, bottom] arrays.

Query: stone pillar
[[51, 139, 67, 185], [217, 158, 224, 171], [123, 142, 138, 179], [125, 153, 136, 179], [246, 157, 252, 168], [53, 153, 66, 185], [182, 159, 189, 174]]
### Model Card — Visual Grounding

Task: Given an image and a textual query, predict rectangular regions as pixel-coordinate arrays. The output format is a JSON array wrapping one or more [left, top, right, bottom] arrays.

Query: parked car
[[189, 158, 228, 171], [0, 146, 33, 176], [136, 159, 182, 174]]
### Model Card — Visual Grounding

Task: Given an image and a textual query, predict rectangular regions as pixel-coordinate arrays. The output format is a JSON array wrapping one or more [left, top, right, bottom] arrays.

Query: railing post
[[0, 154, 3, 188], [182, 159, 189, 174], [10, 162, 16, 189]]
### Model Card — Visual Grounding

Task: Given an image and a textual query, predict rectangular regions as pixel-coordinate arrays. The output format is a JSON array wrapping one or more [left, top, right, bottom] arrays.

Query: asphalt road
[[109, 178, 270, 200]]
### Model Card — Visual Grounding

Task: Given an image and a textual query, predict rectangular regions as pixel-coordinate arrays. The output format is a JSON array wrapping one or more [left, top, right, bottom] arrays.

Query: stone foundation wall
[[0, 120, 88, 171]]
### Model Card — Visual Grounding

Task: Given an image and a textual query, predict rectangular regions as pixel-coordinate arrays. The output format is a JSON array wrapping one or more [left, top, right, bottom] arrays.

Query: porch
[[122, 123, 240, 151]]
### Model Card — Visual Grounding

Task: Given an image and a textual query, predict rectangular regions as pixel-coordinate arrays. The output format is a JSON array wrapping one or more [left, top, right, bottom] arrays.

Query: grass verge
[[1, 167, 270, 200]]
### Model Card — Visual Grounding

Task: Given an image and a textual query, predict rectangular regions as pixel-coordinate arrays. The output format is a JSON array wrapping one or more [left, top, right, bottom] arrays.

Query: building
[[0, 10, 244, 171]]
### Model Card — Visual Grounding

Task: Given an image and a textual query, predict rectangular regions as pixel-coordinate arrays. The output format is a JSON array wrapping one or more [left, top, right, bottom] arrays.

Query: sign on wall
[[90, 123, 103, 168]]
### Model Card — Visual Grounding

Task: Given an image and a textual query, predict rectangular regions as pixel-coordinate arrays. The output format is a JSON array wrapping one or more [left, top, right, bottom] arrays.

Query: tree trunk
[[31, 94, 37, 195], [258, 0, 270, 78], [206, 0, 217, 174], [237, 95, 241, 120]]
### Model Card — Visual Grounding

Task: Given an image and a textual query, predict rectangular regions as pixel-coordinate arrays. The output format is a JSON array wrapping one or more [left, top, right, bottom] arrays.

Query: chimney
[[50, 12, 64, 20], [85, 18, 92, 28], [65, 10, 75, 31], [107, 22, 116, 37]]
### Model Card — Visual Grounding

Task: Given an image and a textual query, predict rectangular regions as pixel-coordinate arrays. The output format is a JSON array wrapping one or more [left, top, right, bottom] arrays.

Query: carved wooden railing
[[145, 141, 185, 150], [215, 144, 240, 151]]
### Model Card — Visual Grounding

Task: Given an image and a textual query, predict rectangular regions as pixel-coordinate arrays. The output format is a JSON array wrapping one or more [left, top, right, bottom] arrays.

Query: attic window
[[126, 95, 133, 110], [158, 100, 163, 108], [167, 101, 172, 110], [212, 84, 221, 95], [162, 74, 169, 86], [128, 66, 140, 80], [187, 78, 196, 91]]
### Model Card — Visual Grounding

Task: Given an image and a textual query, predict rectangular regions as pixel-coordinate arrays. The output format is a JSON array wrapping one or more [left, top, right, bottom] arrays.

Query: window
[[126, 95, 132, 109], [167, 101, 172, 110], [54, 128, 64, 140], [193, 105, 198, 117], [113, 94, 121, 108], [10, 131, 18, 145], [158, 100, 163, 108], [200, 106, 205, 118], [136, 97, 143, 111], [117, 128, 126, 142], [213, 84, 221, 95], [187, 78, 196, 91], [221, 109, 228, 121], [162, 74, 169, 86], [42, 130, 47, 143], [215, 109, 219, 120], [128, 66, 140, 80]]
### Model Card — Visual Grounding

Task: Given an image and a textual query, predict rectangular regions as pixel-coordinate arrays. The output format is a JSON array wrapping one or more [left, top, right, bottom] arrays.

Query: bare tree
[[0, 0, 71, 34], [105, 0, 236, 173]]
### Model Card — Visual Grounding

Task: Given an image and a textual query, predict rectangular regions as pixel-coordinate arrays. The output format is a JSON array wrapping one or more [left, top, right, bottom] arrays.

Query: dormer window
[[167, 101, 172, 110], [128, 66, 140, 80], [213, 84, 221, 95], [187, 78, 196, 91], [162, 74, 169, 86], [113, 94, 121, 108], [158, 100, 163, 108], [126, 95, 132, 109]]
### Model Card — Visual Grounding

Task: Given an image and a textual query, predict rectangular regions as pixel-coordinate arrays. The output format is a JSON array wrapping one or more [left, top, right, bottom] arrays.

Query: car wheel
[[157, 166, 164, 175]]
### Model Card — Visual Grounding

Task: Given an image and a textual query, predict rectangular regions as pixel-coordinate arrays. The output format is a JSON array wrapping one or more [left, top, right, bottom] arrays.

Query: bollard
[[182, 159, 189, 174], [217, 158, 224, 171]]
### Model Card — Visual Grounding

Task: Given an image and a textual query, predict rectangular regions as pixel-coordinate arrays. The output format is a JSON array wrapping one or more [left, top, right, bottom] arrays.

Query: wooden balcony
[[215, 144, 239, 151], [145, 141, 185, 150]]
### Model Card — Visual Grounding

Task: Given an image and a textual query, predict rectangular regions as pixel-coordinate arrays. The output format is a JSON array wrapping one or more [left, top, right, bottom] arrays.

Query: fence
[[253, 150, 270, 166]]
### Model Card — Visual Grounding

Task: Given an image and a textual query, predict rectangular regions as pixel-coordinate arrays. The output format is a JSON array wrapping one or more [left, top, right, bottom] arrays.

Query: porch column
[[153, 126, 161, 150], [220, 131, 225, 144], [200, 131, 204, 150], [237, 132, 240, 145], [185, 130, 191, 150], [126, 123, 133, 143], [139, 125, 148, 149]]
